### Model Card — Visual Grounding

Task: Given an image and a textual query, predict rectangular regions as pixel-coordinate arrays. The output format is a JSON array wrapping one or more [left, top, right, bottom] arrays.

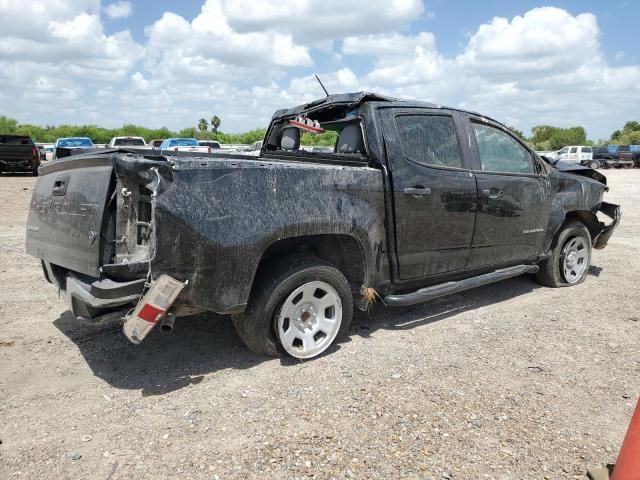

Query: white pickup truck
[[107, 136, 147, 148], [555, 146, 597, 167], [159, 138, 212, 153]]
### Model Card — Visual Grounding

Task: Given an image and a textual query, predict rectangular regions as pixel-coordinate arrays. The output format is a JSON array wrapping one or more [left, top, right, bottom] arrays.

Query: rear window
[[57, 138, 93, 148], [395, 115, 463, 169], [168, 138, 198, 147], [581, 147, 592, 153], [114, 138, 146, 146], [0, 136, 33, 145]]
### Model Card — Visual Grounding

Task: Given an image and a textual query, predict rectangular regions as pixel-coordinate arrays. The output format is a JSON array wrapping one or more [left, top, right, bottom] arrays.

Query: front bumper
[[593, 202, 621, 249]]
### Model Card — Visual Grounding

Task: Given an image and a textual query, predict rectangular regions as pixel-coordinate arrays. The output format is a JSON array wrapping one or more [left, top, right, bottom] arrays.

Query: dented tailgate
[[25, 155, 114, 277]]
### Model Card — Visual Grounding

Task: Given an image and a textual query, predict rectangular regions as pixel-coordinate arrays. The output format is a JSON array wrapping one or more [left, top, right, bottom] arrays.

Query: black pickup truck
[[0, 134, 40, 175], [615, 145, 640, 168], [25, 92, 620, 359]]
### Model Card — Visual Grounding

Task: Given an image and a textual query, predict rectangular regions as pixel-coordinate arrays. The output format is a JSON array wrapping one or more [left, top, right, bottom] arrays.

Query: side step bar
[[384, 264, 539, 307]]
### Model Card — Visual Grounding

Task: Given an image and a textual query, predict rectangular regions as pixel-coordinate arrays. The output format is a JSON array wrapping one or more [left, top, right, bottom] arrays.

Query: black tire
[[231, 255, 353, 358], [535, 221, 592, 288], [588, 160, 599, 169]]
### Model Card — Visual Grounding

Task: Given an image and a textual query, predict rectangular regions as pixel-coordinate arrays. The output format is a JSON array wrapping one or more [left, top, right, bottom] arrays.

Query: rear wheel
[[232, 256, 353, 359], [588, 160, 599, 169], [536, 221, 591, 287]]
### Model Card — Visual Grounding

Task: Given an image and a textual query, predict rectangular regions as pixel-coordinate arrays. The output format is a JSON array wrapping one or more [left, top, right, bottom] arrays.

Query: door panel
[[469, 174, 549, 267], [381, 110, 477, 279], [466, 121, 551, 267]]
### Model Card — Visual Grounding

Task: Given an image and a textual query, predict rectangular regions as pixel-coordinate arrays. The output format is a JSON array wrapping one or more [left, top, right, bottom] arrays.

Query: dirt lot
[[0, 170, 638, 479]]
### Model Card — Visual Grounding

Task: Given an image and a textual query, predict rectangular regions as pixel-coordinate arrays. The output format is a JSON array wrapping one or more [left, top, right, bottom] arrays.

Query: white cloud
[[342, 32, 436, 63], [220, 0, 424, 41], [144, 2, 313, 73], [339, 7, 640, 138], [104, 1, 133, 19]]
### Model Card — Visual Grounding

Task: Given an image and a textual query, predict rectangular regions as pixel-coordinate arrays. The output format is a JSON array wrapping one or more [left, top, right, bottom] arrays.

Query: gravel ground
[[0, 170, 638, 480]]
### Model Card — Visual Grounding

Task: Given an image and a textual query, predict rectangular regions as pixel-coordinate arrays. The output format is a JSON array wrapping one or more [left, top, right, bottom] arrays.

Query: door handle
[[403, 186, 431, 196], [52, 175, 70, 196], [482, 188, 503, 199]]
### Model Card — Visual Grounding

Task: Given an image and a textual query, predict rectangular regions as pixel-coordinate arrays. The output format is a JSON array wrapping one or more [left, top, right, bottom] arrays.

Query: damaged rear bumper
[[65, 276, 143, 319], [593, 201, 621, 250], [43, 262, 144, 319]]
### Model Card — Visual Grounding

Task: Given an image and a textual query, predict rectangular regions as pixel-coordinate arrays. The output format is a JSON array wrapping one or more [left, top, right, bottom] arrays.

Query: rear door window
[[394, 115, 463, 169], [472, 123, 534, 174]]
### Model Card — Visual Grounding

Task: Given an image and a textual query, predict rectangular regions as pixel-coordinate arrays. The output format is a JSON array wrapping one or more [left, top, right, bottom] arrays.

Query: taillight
[[207, 147, 211, 153], [174, 147, 179, 151], [32, 147, 38, 158]]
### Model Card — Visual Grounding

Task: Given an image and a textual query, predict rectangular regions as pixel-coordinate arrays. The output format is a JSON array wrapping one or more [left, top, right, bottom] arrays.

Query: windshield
[[114, 138, 146, 146], [57, 138, 93, 148], [0, 135, 33, 145], [168, 138, 198, 147]]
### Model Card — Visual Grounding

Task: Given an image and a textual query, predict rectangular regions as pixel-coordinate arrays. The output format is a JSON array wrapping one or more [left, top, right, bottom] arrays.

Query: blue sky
[[1, 0, 639, 140]]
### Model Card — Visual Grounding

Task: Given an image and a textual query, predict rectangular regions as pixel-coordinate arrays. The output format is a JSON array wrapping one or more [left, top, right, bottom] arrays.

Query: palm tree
[[198, 118, 208, 133], [211, 115, 221, 134]]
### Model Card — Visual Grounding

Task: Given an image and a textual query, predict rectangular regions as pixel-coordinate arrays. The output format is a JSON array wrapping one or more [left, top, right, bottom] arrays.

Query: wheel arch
[[546, 209, 600, 251], [252, 234, 368, 292]]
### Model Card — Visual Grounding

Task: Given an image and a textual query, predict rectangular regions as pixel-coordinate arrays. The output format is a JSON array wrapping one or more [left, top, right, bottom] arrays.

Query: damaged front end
[[593, 201, 621, 250]]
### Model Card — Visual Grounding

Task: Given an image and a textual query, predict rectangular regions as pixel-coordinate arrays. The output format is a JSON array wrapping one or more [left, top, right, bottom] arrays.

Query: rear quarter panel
[[150, 157, 386, 313]]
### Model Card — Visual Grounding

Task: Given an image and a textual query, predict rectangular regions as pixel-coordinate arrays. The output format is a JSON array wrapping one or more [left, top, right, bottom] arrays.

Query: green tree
[[610, 120, 640, 145], [210, 115, 221, 134], [0, 115, 18, 134], [507, 125, 527, 142], [530, 125, 588, 150], [197, 118, 208, 133]]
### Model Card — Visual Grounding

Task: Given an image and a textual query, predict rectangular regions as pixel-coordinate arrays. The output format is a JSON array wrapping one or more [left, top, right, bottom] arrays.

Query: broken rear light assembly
[[123, 275, 186, 344]]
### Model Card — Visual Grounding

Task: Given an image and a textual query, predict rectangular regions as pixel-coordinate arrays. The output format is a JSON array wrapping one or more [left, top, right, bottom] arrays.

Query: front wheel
[[535, 221, 592, 287], [232, 256, 353, 359]]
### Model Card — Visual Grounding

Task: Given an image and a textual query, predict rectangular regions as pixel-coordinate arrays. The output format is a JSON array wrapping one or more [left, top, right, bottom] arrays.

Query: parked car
[[555, 146, 595, 166], [54, 137, 94, 160], [614, 145, 640, 168], [0, 134, 40, 175], [159, 138, 211, 153], [592, 146, 634, 169], [38, 144, 55, 161], [148, 139, 164, 149], [305, 146, 334, 154], [245, 140, 263, 156], [25, 92, 620, 359], [198, 140, 221, 149], [107, 136, 147, 148]]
